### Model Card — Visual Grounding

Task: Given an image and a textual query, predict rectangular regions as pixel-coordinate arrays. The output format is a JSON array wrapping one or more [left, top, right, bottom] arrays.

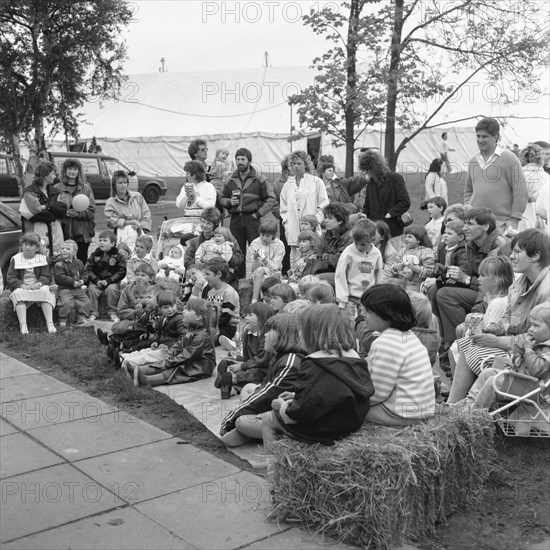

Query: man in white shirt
[[440, 132, 455, 173]]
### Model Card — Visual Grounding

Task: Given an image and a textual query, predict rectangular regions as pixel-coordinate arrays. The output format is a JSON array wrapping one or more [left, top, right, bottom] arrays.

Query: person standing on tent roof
[[220, 148, 275, 278], [463, 118, 528, 236]]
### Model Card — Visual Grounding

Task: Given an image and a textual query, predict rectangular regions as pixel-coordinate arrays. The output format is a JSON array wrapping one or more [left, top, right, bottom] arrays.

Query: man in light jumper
[[463, 117, 528, 235]]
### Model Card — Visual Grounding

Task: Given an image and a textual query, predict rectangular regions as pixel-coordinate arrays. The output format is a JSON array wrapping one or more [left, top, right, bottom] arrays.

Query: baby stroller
[[488, 370, 550, 438], [156, 210, 203, 260]]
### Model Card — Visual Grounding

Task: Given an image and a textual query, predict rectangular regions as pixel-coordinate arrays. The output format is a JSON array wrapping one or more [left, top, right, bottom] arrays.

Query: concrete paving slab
[[0, 417, 19, 436], [0, 463, 119, 543], [77, 438, 241, 503], [0, 353, 38, 378], [1, 507, 194, 550], [1, 390, 119, 431], [27, 411, 173, 461], [136, 470, 283, 549], [0, 432, 64, 479], [0, 373, 74, 404], [243, 530, 356, 549], [155, 365, 266, 468]]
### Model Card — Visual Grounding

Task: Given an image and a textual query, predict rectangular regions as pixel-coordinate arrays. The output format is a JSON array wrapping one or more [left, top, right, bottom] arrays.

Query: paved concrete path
[[0, 352, 357, 550]]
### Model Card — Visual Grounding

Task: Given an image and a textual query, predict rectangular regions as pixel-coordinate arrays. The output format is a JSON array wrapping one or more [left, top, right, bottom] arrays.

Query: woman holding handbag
[[104, 170, 151, 254], [360, 150, 411, 240], [20, 161, 67, 257]]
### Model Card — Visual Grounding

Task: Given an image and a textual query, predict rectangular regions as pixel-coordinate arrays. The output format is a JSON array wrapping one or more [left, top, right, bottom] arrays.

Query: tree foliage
[[290, 0, 549, 172], [0, 0, 133, 173]]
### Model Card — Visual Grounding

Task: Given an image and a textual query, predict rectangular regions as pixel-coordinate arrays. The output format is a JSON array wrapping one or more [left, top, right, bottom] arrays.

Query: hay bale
[[269, 405, 496, 549]]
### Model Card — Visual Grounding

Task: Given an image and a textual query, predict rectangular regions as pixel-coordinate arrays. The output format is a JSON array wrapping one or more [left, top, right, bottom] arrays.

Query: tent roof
[[78, 66, 316, 139]]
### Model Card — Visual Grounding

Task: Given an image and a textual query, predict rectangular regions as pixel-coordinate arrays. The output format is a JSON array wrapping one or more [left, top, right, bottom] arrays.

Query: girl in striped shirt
[[360, 284, 436, 426]]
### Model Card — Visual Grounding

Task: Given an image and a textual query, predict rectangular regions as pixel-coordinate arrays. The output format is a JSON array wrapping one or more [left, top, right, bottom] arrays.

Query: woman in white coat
[[280, 151, 329, 269], [518, 143, 550, 231]]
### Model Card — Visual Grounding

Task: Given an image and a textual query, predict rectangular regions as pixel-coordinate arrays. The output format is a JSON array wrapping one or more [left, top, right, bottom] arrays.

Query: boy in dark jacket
[[85, 230, 126, 321], [53, 240, 91, 326]]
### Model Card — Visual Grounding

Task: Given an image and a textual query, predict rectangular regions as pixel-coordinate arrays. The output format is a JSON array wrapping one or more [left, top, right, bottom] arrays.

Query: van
[[25, 152, 167, 203], [0, 154, 23, 197]]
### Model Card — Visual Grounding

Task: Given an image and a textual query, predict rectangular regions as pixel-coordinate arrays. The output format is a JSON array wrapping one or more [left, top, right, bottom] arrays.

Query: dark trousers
[[230, 214, 260, 278], [278, 219, 291, 276], [76, 242, 90, 264], [435, 286, 478, 345]]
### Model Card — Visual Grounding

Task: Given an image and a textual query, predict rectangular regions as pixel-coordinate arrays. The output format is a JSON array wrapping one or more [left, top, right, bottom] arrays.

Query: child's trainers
[[110, 314, 120, 323], [85, 315, 97, 323], [219, 335, 237, 352], [220, 371, 233, 400]]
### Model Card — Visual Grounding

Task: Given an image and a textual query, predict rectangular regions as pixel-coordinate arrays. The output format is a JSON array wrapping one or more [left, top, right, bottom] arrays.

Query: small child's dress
[[246, 237, 285, 278], [456, 294, 511, 375], [195, 239, 234, 263], [7, 253, 56, 310]]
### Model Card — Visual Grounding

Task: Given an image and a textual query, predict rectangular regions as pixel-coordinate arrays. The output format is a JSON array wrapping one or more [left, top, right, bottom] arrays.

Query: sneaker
[[47, 323, 57, 334], [76, 316, 88, 326], [96, 328, 109, 346], [59, 321, 67, 329], [85, 315, 97, 323], [214, 362, 229, 389], [219, 335, 237, 352], [220, 371, 233, 400], [110, 314, 120, 323]]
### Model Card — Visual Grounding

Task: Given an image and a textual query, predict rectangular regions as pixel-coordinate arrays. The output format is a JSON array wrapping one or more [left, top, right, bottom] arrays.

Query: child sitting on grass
[[247, 218, 286, 303], [260, 276, 282, 303], [309, 282, 336, 304], [261, 304, 374, 448], [122, 235, 157, 287], [268, 283, 296, 314], [360, 284, 435, 426], [454, 303, 550, 411], [387, 225, 434, 292], [297, 274, 320, 301], [117, 263, 156, 321], [121, 290, 185, 384], [214, 302, 276, 399], [287, 231, 319, 283], [85, 230, 127, 322], [53, 239, 91, 327], [300, 214, 320, 234], [220, 314, 304, 447], [130, 298, 219, 387], [7, 232, 58, 335], [335, 219, 382, 326], [204, 257, 240, 342], [195, 226, 234, 263], [102, 284, 161, 367]]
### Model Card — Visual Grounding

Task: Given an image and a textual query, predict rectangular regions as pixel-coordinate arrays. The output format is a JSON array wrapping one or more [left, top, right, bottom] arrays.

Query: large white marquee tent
[[55, 66, 537, 178]]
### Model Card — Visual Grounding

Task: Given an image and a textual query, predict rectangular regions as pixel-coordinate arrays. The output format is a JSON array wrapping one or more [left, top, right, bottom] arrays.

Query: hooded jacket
[[279, 354, 374, 445], [220, 352, 303, 434]]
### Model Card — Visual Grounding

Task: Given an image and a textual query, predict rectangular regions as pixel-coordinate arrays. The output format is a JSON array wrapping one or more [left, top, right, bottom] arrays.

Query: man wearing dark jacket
[[435, 207, 506, 346], [220, 148, 274, 277]]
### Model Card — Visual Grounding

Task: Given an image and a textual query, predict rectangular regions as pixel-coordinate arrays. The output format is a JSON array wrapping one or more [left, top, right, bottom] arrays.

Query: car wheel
[[143, 185, 161, 204]]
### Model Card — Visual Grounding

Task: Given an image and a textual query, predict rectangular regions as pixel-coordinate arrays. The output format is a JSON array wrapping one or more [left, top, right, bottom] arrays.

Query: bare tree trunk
[[344, 0, 362, 176], [11, 134, 24, 196], [384, 0, 404, 171]]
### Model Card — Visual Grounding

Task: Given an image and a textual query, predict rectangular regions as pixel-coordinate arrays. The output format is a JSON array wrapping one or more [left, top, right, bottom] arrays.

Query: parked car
[[25, 152, 168, 203], [0, 154, 23, 197], [0, 201, 22, 281]]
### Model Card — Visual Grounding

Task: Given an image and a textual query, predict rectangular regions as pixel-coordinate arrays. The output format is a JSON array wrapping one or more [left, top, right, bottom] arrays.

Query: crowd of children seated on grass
[[3, 200, 549, 454]]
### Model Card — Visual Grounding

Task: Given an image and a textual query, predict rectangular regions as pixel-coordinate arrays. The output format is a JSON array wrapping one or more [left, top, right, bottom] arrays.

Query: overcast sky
[[121, 1, 549, 142], [123, 0, 329, 73]]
